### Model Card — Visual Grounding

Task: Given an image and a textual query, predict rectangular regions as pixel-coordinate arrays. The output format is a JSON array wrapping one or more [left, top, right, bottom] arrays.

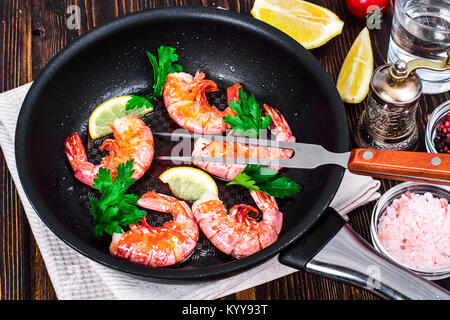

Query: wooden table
[[1, 0, 449, 300]]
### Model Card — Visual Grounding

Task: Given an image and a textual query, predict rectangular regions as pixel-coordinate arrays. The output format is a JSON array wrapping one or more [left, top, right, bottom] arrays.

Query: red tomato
[[345, 0, 389, 19]]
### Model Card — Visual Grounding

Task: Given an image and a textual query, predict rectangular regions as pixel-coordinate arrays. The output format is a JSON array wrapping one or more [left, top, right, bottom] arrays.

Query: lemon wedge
[[159, 167, 219, 201], [336, 27, 374, 104], [88, 95, 154, 139], [251, 0, 344, 50]]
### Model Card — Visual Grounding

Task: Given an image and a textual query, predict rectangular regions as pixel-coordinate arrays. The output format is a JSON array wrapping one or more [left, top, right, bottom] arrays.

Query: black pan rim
[[15, 7, 349, 279]]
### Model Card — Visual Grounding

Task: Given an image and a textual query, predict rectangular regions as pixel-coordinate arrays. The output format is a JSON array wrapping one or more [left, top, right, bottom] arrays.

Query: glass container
[[370, 182, 450, 280]]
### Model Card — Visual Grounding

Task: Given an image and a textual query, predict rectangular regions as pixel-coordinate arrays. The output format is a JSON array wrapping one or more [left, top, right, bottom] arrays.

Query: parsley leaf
[[89, 160, 146, 237], [227, 165, 301, 198], [223, 88, 272, 138], [125, 95, 154, 111], [150, 46, 183, 97], [126, 45, 183, 111]]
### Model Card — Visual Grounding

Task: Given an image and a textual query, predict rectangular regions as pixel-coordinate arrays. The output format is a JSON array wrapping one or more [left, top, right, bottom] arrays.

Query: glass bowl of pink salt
[[370, 182, 450, 280]]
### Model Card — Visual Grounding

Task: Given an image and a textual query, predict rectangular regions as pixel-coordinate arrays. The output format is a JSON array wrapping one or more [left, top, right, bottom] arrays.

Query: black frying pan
[[15, 7, 449, 299]]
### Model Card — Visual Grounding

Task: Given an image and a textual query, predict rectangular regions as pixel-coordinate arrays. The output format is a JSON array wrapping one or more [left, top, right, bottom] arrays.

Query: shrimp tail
[[222, 83, 243, 118], [250, 190, 282, 235], [64, 132, 87, 164], [250, 190, 279, 211], [138, 191, 173, 212], [230, 204, 260, 223], [64, 132, 97, 186], [192, 71, 219, 106], [262, 104, 295, 170], [227, 83, 243, 105], [263, 104, 293, 137]]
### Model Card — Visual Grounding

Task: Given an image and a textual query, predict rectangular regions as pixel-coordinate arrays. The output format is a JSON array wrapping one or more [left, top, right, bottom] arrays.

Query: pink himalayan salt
[[377, 191, 450, 271]]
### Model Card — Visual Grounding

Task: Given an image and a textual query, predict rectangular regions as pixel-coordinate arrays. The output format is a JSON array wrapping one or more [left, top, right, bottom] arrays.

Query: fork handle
[[347, 149, 450, 186]]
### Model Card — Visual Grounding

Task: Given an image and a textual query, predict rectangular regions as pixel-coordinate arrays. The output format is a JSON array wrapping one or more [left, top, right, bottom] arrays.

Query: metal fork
[[153, 131, 450, 186], [153, 131, 350, 169]]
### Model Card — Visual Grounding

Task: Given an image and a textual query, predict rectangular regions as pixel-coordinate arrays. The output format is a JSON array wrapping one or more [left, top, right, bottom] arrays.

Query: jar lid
[[371, 63, 422, 106]]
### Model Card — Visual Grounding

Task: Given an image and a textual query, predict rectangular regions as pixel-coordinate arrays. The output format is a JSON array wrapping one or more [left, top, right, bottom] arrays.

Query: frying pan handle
[[278, 207, 450, 300]]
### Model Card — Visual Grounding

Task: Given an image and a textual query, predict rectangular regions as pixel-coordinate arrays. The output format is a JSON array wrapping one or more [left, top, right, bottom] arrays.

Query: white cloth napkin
[[0, 83, 381, 300]]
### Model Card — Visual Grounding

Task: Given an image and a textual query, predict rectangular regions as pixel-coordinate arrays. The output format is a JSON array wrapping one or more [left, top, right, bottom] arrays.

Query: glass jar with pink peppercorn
[[426, 99, 450, 154]]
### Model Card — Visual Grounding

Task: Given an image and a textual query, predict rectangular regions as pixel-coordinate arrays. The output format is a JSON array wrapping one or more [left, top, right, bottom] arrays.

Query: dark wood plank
[[0, 0, 448, 300], [0, 0, 33, 300]]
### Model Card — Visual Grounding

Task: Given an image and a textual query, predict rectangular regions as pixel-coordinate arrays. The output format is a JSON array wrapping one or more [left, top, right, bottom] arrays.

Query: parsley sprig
[[227, 165, 300, 198], [126, 45, 183, 111], [223, 88, 272, 138], [89, 160, 146, 237], [126, 95, 155, 110]]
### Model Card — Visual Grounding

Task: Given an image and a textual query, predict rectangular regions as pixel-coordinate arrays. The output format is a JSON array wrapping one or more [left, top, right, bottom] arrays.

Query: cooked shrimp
[[65, 114, 154, 187], [192, 190, 282, 258], [192, 103, 295, 180], [110, 191, 199, 267], [163, 71, 241, 134]]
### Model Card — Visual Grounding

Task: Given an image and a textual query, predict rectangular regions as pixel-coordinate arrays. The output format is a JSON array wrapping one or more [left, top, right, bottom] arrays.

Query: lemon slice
[[88, 95, 154, 139], [336, 27, 374, 104], [251, 0, 344, 49], [159, 167, 218, 201]]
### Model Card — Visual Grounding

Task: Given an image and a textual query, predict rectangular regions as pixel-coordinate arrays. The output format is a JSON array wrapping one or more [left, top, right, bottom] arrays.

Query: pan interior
[[18, 9, 347, 277]]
